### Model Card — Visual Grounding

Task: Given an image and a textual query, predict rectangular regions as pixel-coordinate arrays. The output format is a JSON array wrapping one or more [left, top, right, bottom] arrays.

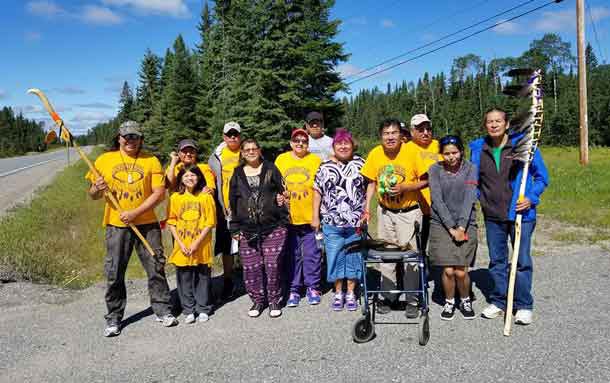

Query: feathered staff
[[502, 69, 544, 336]]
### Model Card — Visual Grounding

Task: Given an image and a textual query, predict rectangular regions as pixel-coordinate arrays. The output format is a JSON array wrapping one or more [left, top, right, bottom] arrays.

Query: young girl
[[167, 164, 217, 323], [428, 135, 478, 321]]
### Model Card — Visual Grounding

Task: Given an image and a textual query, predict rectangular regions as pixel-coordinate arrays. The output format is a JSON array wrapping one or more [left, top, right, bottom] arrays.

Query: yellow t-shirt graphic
[[166, 192, 216, 266], [275, 152, 321, 225], [220, 147, 240, 211], [86, 150, 164, 227], [361, 144, 420, 210]]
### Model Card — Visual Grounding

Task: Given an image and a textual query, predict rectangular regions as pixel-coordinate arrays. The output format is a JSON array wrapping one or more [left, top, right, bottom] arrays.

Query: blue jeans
[[485, 219, 536, 310], [322, 225, 362, 282]]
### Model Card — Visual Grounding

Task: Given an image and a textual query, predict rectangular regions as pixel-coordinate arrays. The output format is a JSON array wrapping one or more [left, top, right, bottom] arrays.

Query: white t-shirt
[[308, 135, 333, 161]]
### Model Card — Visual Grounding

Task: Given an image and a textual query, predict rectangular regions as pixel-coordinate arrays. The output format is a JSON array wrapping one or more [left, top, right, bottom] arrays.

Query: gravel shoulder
[[1, 216, 609, 383]]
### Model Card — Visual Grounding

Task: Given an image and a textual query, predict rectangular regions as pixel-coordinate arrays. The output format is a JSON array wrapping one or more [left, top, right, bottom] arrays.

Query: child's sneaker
[[459, 299, 476, 320], [155, 314, 178, 327], [184, 313, 196, 324], [306, 288, 321, 305], [440, 302, 455, 321], [198, 313, 210, 323], [287, 293, 300, 307], [345, 293, 358, 311], [331, 293, 344, 311]]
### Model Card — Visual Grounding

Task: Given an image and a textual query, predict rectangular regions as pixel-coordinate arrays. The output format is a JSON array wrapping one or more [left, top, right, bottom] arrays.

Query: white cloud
[[76, 102, 114, 109], [381, 19, 395, 29], [82, 5, 123, 25], [590, 6, 610, 22], [534, 9, 575, 32], [72, 111, 113, 123], [24, 31, 42, 41], [493, 20, 523, 35], [26, 0, 66, 17], [0, 89, 7, 99], [102, 0, 190, 18], [53, 87, 86, 95], [336, 64, 363, 78]]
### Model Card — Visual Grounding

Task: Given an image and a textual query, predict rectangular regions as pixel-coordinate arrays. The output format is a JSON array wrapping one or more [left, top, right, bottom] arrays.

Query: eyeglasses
[[121, 134, 140, 141], [292, 138, 308, 145], [440, 135, 461, 146]]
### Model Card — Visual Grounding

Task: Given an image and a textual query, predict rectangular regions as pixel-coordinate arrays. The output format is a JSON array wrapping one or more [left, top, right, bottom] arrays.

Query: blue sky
[[0, 0, 608, 135]]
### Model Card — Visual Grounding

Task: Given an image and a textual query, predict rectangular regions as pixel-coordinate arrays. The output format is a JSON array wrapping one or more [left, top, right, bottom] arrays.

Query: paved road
[[0, 147, 92, 216], [1, 243, 608, 382]]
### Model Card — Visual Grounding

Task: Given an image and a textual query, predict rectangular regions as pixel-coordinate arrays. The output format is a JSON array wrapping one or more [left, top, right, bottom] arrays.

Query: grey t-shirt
[[308, 135, 333, 161]]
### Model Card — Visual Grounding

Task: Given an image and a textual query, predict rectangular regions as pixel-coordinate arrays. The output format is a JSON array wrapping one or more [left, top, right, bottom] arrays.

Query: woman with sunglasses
[[427, 135, 478, 321], [229, 138, 289, 318]]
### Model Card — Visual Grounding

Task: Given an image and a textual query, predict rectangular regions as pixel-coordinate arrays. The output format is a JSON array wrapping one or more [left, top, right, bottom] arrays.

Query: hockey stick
[[501, 69, 544, 336], [28, 88, 158, 258]]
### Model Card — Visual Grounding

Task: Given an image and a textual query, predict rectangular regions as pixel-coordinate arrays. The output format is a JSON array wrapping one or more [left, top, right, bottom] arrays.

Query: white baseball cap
[[223, 121, 241, 134], [410, 114, 431, 128]]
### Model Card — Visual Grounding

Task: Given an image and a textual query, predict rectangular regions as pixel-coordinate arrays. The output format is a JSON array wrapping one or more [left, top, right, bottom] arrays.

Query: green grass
[[0, 148, 167, 288], [538, 147, 610, 230]]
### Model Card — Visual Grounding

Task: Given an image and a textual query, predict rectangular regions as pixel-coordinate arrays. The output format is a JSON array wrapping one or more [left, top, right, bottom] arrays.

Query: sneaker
[[155, 314, 178, 327], [286, 293, 300, 307], [103, 323, 121, 337], [222, 278, 234, 301], [198, 313, 210, 323], [331, 293, 344, 311], [514, 309, 533, 325], [306, 288, 321, 305], [248, 303, 264, 318], [184, 313, 196, 324], [440, 302, 455, 321], [268, 303, 282, 318], [481, 304, 503, 319], [459, 300, 476, 320], [405, 302, 419, 319], [345, 293, 358, 311]]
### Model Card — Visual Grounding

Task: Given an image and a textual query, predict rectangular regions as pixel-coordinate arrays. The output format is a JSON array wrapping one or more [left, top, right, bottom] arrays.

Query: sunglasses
[[440, 135, 461, 146], [292, 138, 309, 145], [122, 134, 141, 141], [224, 131, 240, 138]]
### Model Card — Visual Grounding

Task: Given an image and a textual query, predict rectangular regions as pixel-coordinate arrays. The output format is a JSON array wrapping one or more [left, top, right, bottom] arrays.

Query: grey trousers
[[104, 224, 172, 324], [176, 265, 213, 315]]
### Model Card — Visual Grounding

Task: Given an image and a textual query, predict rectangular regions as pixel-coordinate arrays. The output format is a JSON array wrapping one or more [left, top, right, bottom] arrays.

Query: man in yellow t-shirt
[[208, 121, 241, 300], [85, 121, 176, 337], [166, 139, 215, 193], [275, 128, 322, 307], [361, 118, 430, 318]]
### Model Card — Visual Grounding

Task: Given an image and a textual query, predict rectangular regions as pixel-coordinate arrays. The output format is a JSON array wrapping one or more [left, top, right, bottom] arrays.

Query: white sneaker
[[514, 309, 533, 325], [198, 313, 209, 323], [481, 304, 503, 319], [155, 314, 178, 327], [103, 324, 121, 337], [184, 313, 196, 324]]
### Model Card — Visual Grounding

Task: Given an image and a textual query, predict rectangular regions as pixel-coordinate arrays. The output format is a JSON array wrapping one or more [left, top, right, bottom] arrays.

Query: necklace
[[119, 150, 139, 184]]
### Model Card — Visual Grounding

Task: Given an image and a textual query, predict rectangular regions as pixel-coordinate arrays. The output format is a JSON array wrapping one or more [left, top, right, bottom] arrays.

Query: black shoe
[[222, 279, 234, 300], [268, 303, 282, 318], [459, 300, 476, 320], [376, 302, 392, 315], [440, 302, 455, 321], [405, 303, 419, 319], [248, 303, 264, 318]]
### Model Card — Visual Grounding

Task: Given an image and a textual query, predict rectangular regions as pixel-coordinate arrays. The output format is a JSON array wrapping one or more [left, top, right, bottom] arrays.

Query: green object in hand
[[378, 164, 396, 197]]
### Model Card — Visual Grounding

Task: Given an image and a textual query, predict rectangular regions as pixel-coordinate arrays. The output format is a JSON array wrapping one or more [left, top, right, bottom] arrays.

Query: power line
[[347, 0, 564, 86], [586, 1, 607, 64], [345, 0, 537, 80]]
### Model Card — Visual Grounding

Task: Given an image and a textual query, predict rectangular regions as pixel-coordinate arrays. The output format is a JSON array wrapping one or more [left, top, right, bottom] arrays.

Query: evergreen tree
[[134, 49, 161, 123], [117, 81, 135, 123], [586, 43, 598, 70]]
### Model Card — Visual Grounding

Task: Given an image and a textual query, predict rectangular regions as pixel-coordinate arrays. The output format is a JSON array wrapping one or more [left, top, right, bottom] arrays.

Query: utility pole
[[577, 0, 589, 165]]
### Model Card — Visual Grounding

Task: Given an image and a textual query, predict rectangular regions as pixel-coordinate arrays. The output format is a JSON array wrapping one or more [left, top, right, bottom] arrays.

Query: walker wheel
[[352, 315, 375, 343], [418, 312, 430, 346]]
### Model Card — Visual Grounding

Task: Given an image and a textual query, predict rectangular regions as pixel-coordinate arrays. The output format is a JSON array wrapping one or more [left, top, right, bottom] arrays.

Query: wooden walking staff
[[501, 69, 544, 336], [28, 88, 158, 258]]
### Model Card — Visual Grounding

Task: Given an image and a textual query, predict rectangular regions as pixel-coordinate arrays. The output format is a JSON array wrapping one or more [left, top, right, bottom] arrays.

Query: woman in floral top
[[312, 129, 367, 311]]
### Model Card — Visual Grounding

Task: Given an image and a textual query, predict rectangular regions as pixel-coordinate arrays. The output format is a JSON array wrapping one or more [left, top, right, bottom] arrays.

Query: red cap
[[291, 128, 308, 139]]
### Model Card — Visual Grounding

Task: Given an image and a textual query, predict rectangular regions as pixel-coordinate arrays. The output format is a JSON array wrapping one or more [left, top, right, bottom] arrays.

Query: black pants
[[104, 224, 172, 325], [176, 265, 213, 315]]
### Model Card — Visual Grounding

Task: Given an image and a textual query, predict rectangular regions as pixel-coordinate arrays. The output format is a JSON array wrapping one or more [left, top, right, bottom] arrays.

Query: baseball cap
[[178, 139, 198, 151], [410, 114, 431, 128], [118, 120, 142, 137], [291, 128, 309, 140], [223, 121, 241, 134], [305, 111, 323, 123]]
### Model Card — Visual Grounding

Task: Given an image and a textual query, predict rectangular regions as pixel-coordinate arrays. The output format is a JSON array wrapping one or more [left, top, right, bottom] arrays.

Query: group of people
[[86, 109, 548, 338]]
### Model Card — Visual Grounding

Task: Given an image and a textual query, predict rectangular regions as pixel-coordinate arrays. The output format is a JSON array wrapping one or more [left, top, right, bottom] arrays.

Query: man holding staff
[[87, 120, 177, 337]]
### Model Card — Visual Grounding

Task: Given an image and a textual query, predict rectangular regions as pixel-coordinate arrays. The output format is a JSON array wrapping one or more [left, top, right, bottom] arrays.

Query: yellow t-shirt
[[361, 144, 423, 210], [220, 147, 240, 210], [166, 191, 216, 266], [172, 163, 216, 190], [86, 150, 164, 227], [275, 152, 321, 225], [404, 140, 442, 214]]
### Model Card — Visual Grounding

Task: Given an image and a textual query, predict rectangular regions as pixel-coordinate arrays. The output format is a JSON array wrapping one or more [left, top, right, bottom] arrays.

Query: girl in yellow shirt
[[167, 165, 217, 323]]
